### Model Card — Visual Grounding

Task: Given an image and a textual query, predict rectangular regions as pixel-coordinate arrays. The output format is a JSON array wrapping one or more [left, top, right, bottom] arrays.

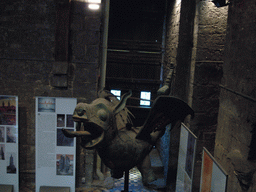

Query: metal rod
[[99, 0, 110, 90], [219, 84, 256, 102], [123, 170, 129, 192]]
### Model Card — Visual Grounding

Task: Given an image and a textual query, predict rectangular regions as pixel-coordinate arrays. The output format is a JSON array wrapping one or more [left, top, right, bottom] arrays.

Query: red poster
[[201, 151, 213, 192]]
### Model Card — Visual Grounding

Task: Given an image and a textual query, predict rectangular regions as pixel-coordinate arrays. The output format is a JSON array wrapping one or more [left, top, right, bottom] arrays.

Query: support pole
[[122, 170, 129, 192], [99, 0, 110, 90]]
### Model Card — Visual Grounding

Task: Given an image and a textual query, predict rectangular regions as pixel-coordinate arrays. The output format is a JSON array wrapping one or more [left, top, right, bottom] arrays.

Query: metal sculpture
[[62, 90, 194, 185]]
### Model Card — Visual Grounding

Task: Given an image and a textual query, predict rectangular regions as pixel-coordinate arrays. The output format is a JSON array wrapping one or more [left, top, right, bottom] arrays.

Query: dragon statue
[[62, 89, 194, 185]]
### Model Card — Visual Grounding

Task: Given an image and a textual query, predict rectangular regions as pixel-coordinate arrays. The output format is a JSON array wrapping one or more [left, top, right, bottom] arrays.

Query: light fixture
[[212, 0, 229, 7], [85, 0, 101, 10], [88, 4, 100, 10]]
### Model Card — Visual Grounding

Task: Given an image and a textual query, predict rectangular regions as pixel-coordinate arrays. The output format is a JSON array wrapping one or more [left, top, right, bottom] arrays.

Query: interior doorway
[[106, 0, 167, 126]]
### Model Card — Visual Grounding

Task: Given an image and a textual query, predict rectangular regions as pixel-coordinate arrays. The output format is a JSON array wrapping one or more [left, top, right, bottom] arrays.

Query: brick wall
[[0, 0, 101, 190]]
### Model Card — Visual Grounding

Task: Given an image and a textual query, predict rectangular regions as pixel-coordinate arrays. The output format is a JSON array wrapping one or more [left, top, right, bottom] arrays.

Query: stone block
[[52, 61, 69, 75], [74, 63, 98, 83], [5, 61, 25, 81], [84, 17, 101, 31], [85, 45, 99, 62], [71, 31, 100, 62], [191, 112, 218, 126], [72, 1, 87, 14], [5, 28, 55, 60], [196, 47, 225, 61], [198, 23, 227, 35], [194, 62, 223, 85], [71, 15, 101, 32], [73, 82, 97, 102], [51, 74, 68, 88], [197, 33, 226, 49], [74, 68, 89, 83], [193, 85, 220, 99]]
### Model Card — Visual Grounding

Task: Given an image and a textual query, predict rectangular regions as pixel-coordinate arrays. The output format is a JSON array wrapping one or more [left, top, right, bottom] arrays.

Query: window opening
[[140, 91, 151, 106], [110, 90, 121, 100]]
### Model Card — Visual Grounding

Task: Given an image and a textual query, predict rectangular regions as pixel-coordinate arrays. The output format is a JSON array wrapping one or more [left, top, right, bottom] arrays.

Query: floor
[[77, 149, 166, 192], [105, 167, 165, 192]]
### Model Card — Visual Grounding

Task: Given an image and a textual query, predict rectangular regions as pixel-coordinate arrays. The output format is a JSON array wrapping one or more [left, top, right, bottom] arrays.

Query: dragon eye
[[97, 109, 108, 121]]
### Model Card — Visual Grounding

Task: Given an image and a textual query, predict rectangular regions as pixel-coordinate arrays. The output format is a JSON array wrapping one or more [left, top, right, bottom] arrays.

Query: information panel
[[0, 96, 19, 191], [35, 97, 77, 192], [175, 123, 197, 192], [200, 147, 228, 192]]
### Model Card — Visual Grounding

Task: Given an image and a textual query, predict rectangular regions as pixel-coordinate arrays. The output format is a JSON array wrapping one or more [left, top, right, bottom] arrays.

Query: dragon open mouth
[[62, 118, 104, 149]]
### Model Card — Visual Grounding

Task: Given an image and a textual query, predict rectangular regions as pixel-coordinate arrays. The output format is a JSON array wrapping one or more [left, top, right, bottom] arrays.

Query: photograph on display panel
[[38, 98, 56, 112], [56, 154, 74, 176], [6, 152, 17, 174], [6, 127, 17, 143], [0, 96, 16, 125], [57, 129, 74, 147], [57, 114, 65, 127], [0, 144, 5, 160], [185, 132, 196, 178], [66, 114, 74, 128], [0, 126, 4, 142]]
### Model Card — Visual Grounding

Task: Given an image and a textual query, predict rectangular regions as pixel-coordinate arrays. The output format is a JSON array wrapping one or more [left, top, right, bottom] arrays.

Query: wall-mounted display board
[[0, 96, 19, 192], [200, 147, 228, 192], [35, 97, 77, 192], [175, 123, 197, 192]]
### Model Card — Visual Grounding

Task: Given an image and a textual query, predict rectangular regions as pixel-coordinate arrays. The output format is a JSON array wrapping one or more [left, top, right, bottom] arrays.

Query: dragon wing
[[136, 96, 194, 142]]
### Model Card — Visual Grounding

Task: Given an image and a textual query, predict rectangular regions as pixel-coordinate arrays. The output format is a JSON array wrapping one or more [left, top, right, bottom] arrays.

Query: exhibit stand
[[39, 186, 70, 192], [35, 97, 77, 192], [167, 123, 197, 191], [0, 96, 19, 192], [175, 123, 197, 192], [0, 185, 13, 192], [200, 147, 228, 192]]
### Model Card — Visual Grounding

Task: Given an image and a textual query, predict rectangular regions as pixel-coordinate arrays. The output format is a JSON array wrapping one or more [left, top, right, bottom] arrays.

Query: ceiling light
[[88, 4, 100, 10]]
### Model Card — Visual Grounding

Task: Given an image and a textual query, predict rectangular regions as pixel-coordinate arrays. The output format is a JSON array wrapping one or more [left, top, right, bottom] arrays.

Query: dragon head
[[62, 90, 132, 149]]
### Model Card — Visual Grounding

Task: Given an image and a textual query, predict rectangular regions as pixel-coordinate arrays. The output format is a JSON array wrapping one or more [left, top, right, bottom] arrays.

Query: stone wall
[[162, 0, 228, 191], [214, 0, 256, 191], [164, 0, 181, 79], [0, 0, 101, 190], [191, 1, 228, 191], [159, 0, 181, 188]]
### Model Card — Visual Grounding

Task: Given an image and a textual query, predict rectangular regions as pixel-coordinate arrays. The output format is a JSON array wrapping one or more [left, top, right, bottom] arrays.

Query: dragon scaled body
[[62, 90, 194, 185]]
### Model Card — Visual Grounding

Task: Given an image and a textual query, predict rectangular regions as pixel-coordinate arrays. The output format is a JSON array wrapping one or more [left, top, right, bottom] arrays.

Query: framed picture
[[175, 123, 197, 192], [200, 147, 228, 192]]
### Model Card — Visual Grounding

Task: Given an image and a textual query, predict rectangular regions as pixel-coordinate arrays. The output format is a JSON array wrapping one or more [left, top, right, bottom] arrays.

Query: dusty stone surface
[[0, 0, 100, 190], [214, 0, 256, 191], [162, 0, 228, 191]]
